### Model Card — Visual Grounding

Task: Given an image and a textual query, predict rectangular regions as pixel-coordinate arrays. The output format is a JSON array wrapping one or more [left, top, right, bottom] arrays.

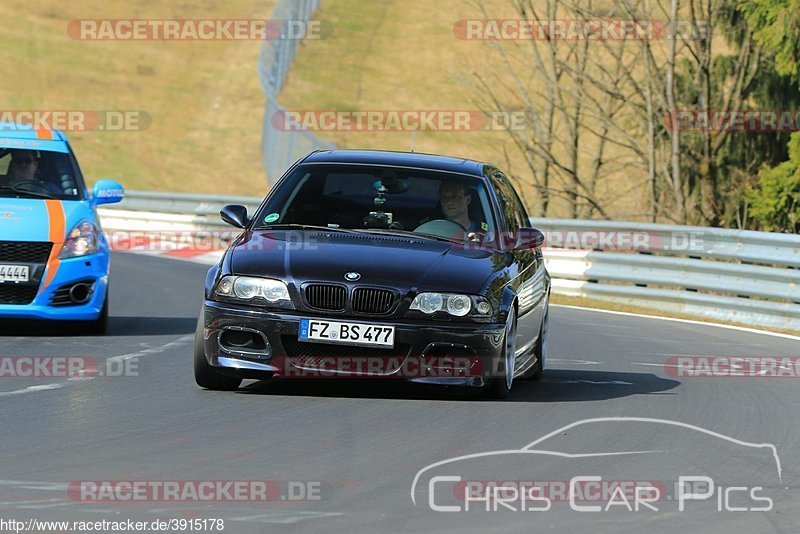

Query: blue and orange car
[[0, 124, 123, 333]]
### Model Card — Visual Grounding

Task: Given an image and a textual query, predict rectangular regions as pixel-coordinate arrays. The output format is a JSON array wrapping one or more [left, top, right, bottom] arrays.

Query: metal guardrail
[[99, 192, 800, 332], [106, 190, 262, 217], [98, 191, 262, 231], [530, 218, 800, 331], [530, 218, 800, 268]]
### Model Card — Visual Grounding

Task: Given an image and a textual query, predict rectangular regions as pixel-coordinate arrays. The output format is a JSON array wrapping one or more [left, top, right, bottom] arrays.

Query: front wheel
[[72, 289, 108, 335], [483, 306, 517, 399], [523, 303, 548, 381], [193, 312, 242, 391]]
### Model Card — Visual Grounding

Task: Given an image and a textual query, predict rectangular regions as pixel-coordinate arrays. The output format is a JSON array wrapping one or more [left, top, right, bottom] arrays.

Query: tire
[[483, 306, 517, 399], [75, 289, 108, 336], [193, 312, 242, 391], [523, 303, 548, 381]]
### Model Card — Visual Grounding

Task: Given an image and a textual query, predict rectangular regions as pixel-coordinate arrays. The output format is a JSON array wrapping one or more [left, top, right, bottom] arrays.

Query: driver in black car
[[439, 181, 480, 231]]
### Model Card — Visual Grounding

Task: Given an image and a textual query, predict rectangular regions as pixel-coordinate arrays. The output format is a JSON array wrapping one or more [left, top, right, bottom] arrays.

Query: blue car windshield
[[254, 164, 497, 239], [0, 148, 83, 200]]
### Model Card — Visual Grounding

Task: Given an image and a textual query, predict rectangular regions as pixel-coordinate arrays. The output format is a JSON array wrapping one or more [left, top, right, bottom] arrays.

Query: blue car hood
[[0, 199, 92, 244]]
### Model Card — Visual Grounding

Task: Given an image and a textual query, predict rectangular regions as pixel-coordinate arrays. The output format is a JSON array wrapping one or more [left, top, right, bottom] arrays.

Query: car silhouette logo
[[345, 272, 361, 281]]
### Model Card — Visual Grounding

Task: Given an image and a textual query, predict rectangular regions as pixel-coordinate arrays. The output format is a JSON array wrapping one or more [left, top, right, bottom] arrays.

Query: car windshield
[[0, 148, 83, 200], [254, 164, 496, 240]]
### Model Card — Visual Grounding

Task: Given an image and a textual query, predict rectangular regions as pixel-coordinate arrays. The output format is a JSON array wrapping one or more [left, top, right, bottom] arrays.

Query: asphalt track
[[0, 252, 798, 533]]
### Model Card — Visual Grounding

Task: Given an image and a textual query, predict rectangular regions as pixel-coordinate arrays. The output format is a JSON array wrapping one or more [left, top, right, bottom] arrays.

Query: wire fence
[[259, 0, 335, 186]]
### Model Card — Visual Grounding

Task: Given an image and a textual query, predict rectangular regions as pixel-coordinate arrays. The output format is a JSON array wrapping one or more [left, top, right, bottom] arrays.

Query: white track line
[[0, 384, 64, 397], [0, 335, 193, 399]]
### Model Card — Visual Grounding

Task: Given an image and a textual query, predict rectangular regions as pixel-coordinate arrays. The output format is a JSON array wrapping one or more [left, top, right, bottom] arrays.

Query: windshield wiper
[[359, 228, 466, 244], [256, 224, 456, 242], [254, 223, 361, 234], [0, 185, 57, 200], [360, 228, 501, 250]]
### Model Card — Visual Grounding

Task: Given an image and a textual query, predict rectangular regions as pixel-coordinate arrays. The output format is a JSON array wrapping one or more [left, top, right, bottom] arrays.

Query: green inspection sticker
[[264, 213, 280, 223]]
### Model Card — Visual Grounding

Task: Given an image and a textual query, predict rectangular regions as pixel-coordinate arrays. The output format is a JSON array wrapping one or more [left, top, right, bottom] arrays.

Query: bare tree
[[468, 0, 763, 224], [469, 0, 630, 219]]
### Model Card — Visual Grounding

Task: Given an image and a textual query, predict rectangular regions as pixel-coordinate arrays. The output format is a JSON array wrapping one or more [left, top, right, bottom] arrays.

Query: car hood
[[229, 231, 504, 294], [0, 199, 90, 243]]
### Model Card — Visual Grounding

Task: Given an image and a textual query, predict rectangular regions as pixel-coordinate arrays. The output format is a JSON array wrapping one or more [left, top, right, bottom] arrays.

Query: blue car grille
[[0, 242, 49, 305], [0, 241, 53, 263], [0, 285, 38, 305]]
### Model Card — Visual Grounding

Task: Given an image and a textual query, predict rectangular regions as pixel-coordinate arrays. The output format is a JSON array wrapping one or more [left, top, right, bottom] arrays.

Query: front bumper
[[0, 252, 109, 321], [201, 301, 507, 386]]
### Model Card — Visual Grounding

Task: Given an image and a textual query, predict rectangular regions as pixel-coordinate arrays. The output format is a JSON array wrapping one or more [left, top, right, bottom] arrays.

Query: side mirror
[[513, 227, 545, 251], [91, 179, 124, 205], [220, 204, 249, 229]]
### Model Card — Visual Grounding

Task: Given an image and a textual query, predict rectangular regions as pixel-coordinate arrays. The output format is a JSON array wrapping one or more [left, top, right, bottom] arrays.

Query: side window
[[491, 171, 526, 233], [508, 180, 529, 229]]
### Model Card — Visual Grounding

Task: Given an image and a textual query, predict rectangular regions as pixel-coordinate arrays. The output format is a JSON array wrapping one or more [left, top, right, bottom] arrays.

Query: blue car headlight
[[59, 219, 99, 258]]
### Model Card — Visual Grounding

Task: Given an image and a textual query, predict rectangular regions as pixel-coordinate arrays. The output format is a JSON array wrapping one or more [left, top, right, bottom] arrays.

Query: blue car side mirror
[[92, 179, 125, 206]]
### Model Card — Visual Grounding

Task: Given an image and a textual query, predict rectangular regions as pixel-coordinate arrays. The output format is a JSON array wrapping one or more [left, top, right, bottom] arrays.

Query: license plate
[[299, 319, 395, 347], [0, 265, 29, 283]]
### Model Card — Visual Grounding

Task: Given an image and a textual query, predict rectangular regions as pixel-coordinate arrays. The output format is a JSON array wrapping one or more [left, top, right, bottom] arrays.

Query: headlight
[[413, 293, 444, 314], [214, 275, 293, 308], [446, 295, 472, 316], [59, 219, 99, 258], [475, 299, 492, 315], [410, 292, 487, 317]]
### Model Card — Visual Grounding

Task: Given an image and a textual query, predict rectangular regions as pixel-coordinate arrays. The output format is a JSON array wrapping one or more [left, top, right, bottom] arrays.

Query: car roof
[[0, 123, 68, 141], [301, 149, 489, 178]]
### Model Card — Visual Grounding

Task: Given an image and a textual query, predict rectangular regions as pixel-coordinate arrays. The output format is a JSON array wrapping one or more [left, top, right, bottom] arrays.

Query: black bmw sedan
[[194, 150, 550, 398]]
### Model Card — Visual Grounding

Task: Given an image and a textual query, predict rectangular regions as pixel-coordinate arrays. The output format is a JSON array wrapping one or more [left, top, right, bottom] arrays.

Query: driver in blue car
[[3, 150, 60, 195], [5, 150, 40, 183], [439, 181, 479, 232]]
